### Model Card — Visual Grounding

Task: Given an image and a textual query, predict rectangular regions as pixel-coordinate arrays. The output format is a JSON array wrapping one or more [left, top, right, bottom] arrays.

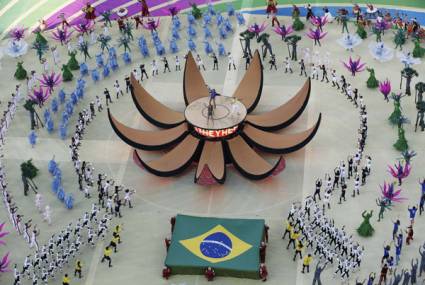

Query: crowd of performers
[[284, 197, 363, 283], [13, 206, 123, 284]]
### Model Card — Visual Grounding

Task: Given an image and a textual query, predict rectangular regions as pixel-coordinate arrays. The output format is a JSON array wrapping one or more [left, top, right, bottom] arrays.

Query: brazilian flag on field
[[164, 214, 265, 279]]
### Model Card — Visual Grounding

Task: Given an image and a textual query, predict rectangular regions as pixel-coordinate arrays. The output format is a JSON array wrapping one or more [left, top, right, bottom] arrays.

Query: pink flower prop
[[306, 28, 327, 41], [167, 7, 179, 17], [273, 25, 294, 39], [0, 253, 11, 273], [380, 181, 407, 203], [38, 72, 62, 94], [379, 79, 391, 102], [73, 20, 94, 34], [310, 15, 328, 28], [343, 56, 366, 76], [51, 27, 73, 44], [248, 22, 268, 36], [29, 86, 50, 106], [9, 27, 25, 41], [388, 161, 411, 181], [0, 222, 9, 246], [143, 18, 160, 31]]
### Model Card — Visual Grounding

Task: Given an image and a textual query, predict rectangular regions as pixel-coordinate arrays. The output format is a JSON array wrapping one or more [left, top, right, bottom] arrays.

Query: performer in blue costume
[[188, 38, 196, 52], [203, 25, 212, 39], [337, 33, 362, 52], [79, 62, 88, 76], [96, 53, 104, 67], [368, 42, 394, 62], [91, 69, 100, 82], [204, 41, 213, 54], [103, 63, 110, 77], [4, 39, 28, 58], [170, 38, 179, 53]]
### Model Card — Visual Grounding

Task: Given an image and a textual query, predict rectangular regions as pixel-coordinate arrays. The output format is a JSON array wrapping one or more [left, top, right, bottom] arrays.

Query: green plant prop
[[366, 68, 379, 88], [293, 16, 304, 31], [357, 210, 374, 237], [67, 51, 79, 70], [14, 61, 27, 80], [62, 64, 73, 82]]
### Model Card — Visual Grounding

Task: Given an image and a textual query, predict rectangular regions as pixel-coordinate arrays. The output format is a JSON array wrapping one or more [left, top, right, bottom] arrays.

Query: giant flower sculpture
[[108, 51, 321, 184]]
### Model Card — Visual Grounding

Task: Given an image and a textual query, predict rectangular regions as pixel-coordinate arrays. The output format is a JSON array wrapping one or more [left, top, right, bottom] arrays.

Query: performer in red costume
[[204, 267, 215, 281], [139, 0, 150, 17], [83, 3, 96, 21], [162, 266, 171, 279], [266, 0, 277, 19], [259, 263, 268, 281]]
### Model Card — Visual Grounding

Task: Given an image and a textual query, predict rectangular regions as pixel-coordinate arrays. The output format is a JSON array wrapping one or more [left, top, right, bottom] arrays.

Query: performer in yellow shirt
[[282, 220, 293, 240], [74, 260, 83, 278], [62, 273, 71, 285], [286, 229, 300, 249], [101, 246, 113, 267], [293, 240, 304, 261], [302, 254, 313, 273]]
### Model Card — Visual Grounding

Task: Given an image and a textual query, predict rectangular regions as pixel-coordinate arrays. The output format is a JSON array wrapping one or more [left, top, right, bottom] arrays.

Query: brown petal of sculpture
[[246, 78, 311, 131], [195, 141, 226, 184], [233, 50, 263, 113], [225, 136, 282, 180], [130, 74, 185, 129], [134, 135, 202, 177], [108, 109, 189, 151], [183, 52, 210, 105], [241, 114, 322, 154]]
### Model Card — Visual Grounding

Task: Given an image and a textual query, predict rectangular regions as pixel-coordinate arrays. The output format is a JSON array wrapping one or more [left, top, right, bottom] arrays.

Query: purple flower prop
[[9, 27, 25, 41], [388, 161, 411, 185], [0, 253, 10, 273], [273, 25, 294, 39], [343, 56, 366, 76], [29, 86, 50, 106], [310, 15, 328, 28], [0, 222, 9, 246], [248, 22, 267, 37], [39, 71, 62, 94], [380, 181, 406, 203], [375, 19, 391, 32], [51, 27, 73, 44], [74, 20, 94, 35], [306, 28, 327, 41], [167, 7, 179, 17], [143, 18, 160, 31], [379, 79, 391, 102]]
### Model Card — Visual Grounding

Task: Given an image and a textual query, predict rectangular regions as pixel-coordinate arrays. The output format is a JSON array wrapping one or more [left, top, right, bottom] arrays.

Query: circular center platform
[[184, 96, 247, 138]]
